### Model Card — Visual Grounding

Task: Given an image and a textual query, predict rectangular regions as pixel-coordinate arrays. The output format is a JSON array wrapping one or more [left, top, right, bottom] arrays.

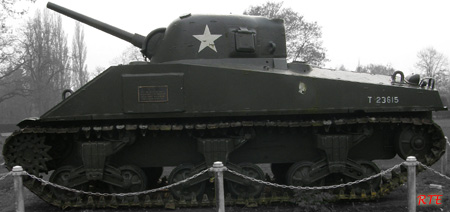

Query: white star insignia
[[193, 25, 222, 53]]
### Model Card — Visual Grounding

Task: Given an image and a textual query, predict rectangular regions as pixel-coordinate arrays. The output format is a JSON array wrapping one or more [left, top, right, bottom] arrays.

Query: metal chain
[[418, 161, 450, 181], [227, 162, 405, 191], [25, 168, 209, 197], [0, 172, 12, 181], [12, 159, 447, 197]]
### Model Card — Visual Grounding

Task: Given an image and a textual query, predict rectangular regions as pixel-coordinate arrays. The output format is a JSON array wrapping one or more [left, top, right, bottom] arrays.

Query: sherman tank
[[2, 2, 447, 209]]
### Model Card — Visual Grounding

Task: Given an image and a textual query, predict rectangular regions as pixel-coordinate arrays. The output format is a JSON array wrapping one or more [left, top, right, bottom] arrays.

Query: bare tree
[[0, 0, 35, 104], [337, 65, 350, 72], [21, 10, 70, 115], [244, 1, 327, 66], [416, 47, 449, 89], [356, 64, 395, 76], [416, 47, 449, 78], [90, 66, 105, 79], [111, 44, 144, 65], [71, 21, 88, 90]]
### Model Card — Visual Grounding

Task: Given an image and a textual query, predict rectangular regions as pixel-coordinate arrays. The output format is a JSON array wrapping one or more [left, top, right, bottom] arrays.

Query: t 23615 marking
[[368, 96, 399, 104]]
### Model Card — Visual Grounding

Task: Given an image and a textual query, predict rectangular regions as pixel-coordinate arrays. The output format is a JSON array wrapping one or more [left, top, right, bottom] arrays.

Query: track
[[2, 116, 446, 209]]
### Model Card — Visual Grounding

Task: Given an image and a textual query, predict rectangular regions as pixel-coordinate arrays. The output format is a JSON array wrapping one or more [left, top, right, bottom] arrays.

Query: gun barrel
[[47, 2, 145, 48]]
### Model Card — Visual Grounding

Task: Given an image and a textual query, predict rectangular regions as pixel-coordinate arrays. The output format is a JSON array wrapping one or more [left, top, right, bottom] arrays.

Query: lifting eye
[[62, 89, 73, 100], [391, 71, 404, 83]]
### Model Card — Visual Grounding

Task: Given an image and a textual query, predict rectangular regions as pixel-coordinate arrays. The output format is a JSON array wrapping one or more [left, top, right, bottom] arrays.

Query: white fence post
[[406, 156, 417, 212], [12, 166, 25, 212], [211, 161, 226, 212], [441, 136, 448, 175]]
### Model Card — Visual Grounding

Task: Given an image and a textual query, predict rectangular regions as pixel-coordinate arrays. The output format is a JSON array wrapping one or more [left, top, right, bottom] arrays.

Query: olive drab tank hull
[[2, 2, 447, 209]]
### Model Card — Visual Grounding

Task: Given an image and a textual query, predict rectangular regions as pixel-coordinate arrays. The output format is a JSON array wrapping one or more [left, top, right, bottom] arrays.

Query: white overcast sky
[[26, 0, 450, 75]]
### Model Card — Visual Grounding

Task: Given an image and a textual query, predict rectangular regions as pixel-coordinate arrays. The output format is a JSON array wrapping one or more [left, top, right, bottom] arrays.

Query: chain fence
[[25, 168, 209, 197], [1, 160, 450, 197], [1, 162, 406, 195], [418, 161, 450, 182], [2, 156, 450, 212], [227, 163, 404, 191], [0, 171, 12, 181]]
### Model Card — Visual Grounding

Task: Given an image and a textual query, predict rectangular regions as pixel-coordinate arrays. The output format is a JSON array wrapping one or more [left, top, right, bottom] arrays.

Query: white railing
[[2, 137, 450, 212], [0, 159, 439, 212]]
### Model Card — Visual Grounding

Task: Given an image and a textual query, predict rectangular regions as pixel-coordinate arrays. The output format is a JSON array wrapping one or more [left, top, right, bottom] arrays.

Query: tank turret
[[47, 2, 286, 62]]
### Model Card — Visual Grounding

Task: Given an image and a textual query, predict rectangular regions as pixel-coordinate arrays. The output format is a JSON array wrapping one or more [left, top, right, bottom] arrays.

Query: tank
[[2, 2, 447, 208]]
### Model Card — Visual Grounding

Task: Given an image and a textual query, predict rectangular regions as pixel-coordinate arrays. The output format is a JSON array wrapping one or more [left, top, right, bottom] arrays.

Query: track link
[[2, 116, 446, 209]]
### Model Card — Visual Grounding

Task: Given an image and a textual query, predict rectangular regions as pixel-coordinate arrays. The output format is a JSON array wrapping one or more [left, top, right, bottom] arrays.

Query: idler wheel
[[168, 164, 206, 201], [395, 127, 431, 161], [227, 163, 265, 198], [109, 165, 147, 193], [286, 161, 324, 187]]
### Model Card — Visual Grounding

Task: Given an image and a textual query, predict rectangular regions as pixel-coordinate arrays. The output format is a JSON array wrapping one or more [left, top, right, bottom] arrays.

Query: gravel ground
[[1, 119, 450, 212]]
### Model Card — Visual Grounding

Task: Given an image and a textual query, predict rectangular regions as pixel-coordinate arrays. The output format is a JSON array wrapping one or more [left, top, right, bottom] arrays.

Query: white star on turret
[[193, 25, 222, 53]]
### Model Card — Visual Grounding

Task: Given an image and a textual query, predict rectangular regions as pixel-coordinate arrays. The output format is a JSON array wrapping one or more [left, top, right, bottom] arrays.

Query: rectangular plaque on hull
[[138, 86, 168, 102], [122, 73, 184, 113]]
